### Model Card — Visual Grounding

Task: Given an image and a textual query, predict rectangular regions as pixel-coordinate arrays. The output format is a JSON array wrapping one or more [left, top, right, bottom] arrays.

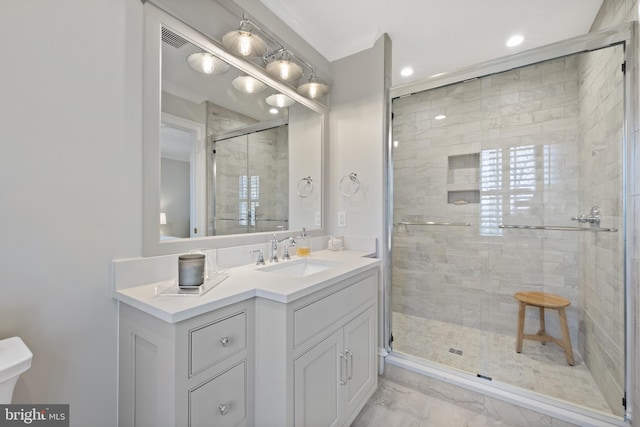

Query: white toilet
[[0, 337, 32, 403]]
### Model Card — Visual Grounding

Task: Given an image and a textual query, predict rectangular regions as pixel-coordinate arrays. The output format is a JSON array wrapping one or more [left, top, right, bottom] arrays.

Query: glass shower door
[[391, 43, 626, 417]]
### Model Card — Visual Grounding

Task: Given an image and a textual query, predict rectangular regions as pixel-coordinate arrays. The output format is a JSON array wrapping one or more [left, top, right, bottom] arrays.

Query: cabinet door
[[294, 329, 343, 427], [342, 306, 376, 419]]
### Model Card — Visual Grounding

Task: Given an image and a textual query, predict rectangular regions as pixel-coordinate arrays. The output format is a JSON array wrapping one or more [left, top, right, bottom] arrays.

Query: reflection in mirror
[[156, 24, 323, 243], [212, 120, 288, 235], [160, 113, 206, 240]]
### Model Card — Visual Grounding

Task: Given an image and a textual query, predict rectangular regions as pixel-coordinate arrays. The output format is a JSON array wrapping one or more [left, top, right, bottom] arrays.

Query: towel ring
[[296, 176, 313, 198], [339, 172, 360, 197]]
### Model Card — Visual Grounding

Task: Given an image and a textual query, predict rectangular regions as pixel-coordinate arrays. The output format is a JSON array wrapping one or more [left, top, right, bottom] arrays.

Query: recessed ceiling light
[[435, 115, 446, 120], [506, 35, 524, 47], [269, 108, 279, 114], [400, 67, 414, 77]]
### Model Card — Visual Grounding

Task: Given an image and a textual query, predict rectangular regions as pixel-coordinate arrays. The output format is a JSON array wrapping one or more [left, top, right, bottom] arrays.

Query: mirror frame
[[142, 3, 329, 256]]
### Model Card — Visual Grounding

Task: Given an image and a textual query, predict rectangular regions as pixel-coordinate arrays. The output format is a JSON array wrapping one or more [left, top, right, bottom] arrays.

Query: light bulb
[[279, 62, 290, 80], [297, 74, 329, 99], [232, 76, 267, 94], [308, 83, 319, 99], [186, 52, 229, 76], [201, 55, 215, 74], [266, 58, 303, 81], [266, 94, 295, 108], [238, 32, 253, 56]]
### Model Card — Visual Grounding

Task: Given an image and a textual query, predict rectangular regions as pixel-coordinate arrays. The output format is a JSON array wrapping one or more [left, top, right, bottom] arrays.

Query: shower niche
[[446, 153, 479, 204]]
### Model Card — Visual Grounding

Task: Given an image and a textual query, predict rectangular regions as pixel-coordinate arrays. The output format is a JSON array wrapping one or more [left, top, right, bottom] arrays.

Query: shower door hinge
[[622, 62, 626, 73], [622, 393, 627, 409], [388, 334, 394, 346]]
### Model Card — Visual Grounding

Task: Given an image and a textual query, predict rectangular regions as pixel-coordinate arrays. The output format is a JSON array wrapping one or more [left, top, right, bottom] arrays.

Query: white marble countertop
[[113, 250, 381, 323]]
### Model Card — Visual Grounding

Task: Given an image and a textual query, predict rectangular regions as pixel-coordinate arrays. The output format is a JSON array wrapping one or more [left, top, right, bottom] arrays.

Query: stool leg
[[557, 307, 575, 366], [538, 306, 546, 345], [516, 302, 526, 353]]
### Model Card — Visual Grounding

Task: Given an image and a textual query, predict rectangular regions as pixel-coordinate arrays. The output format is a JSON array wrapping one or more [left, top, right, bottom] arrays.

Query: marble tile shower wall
[[582, 0, 638, 420], [392, 57, 583, 342], [577, 45, 625, 415]]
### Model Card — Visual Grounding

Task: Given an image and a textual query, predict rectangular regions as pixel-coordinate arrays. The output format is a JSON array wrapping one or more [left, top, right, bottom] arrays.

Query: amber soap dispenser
[[296, 227, 311, 257]]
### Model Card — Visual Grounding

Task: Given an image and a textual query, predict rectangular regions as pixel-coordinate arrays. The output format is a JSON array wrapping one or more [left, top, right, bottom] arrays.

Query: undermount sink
[[257, 258, 342, 278]]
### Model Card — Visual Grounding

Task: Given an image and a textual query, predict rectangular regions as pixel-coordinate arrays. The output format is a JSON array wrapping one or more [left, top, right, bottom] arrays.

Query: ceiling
[[258, 0, 604, 86]]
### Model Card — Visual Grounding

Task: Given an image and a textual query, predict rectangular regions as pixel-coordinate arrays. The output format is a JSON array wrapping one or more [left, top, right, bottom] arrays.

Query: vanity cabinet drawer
[[189, 311, 246, 376], [294, 274, 375, 347], [189, 361, 247, 427]]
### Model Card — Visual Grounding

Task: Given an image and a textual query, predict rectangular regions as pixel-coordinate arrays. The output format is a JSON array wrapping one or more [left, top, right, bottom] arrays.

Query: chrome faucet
[[269, 234, 296, 262], [571, 206, 601, 227]]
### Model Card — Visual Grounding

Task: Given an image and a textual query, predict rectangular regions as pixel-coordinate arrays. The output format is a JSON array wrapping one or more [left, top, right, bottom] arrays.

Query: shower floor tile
[[392, 312, 614, 415]]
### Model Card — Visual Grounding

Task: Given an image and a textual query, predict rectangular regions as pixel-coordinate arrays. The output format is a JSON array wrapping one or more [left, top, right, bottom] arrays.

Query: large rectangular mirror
[[143, 3, 327, 255]]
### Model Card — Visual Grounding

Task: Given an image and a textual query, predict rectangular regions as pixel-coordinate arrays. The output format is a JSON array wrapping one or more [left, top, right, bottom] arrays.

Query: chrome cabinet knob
[[220, 337, 230, 347], [218, 403, 229, 415]]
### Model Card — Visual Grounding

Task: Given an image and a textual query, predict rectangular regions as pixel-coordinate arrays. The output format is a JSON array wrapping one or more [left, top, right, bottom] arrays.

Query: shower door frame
[[383, 22, 637, 424]]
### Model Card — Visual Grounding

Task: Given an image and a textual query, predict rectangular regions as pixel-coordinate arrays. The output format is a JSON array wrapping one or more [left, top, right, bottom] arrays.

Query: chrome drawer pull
[[218, 403, 230, 415], [219, 337, 230, 347]]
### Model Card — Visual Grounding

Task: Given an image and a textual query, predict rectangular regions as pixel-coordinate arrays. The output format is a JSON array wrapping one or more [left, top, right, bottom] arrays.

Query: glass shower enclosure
[[388, 25, 633, 422]]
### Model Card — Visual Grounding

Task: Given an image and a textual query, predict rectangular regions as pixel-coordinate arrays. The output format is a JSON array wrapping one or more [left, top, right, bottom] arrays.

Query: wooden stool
[[514, 291, 574, 366]]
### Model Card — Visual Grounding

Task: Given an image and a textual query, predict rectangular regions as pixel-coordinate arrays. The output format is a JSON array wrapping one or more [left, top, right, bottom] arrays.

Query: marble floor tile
[[351, 377, 507, 427], [391, 312, 613, 414]]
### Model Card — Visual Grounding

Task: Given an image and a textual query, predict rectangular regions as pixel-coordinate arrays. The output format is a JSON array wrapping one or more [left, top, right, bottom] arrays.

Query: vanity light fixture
[[266, 93, 295, 108], [232, 75, 267, 94], [221, 15, 330, 100], [265, 50, 304, 81], [186, 52, 229, 75], [297, 71, 330, 99], [222, 19, 268, 57]]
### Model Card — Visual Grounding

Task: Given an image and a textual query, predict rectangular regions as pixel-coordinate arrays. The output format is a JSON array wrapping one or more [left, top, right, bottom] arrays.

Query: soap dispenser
[[297, 227, 311, 257]]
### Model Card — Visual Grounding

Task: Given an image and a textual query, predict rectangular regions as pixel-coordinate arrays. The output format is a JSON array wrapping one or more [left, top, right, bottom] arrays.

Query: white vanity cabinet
[[118, 300, 254, 427], [256, 268, 379, 427], [114, 252, 380, 427]]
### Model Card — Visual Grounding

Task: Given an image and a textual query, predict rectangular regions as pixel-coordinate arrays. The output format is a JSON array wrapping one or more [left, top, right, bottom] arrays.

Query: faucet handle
[[251, 249, 265, 265]]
